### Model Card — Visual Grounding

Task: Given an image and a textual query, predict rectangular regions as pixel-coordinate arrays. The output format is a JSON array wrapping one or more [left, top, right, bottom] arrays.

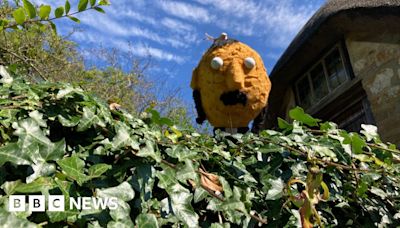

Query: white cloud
[[161, 18, 194, 32], [156, 0, 214, 23], [72, 32, 186, 64], [193, 0, 319, 47]]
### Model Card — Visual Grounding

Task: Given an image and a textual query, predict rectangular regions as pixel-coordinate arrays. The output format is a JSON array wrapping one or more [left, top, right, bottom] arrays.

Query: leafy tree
[[0, 0, 192, 124]]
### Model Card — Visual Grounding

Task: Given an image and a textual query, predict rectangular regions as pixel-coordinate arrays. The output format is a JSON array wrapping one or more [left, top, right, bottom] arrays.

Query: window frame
[[294, 41, 353, 113]]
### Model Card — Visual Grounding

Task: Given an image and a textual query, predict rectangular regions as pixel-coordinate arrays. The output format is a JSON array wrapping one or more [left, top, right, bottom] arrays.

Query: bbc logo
[[9, 195, 65, 212]]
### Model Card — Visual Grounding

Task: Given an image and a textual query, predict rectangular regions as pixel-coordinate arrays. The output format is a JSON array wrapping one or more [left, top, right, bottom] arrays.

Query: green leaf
[[14, 177, 55, 193], [47, 210, 79, 223], [65, 0, 71, 14], [67, 15, 80, 23], [156, 166, 177, 189], [0, 143, 30, 166], [348, 133, 367, 154], [96, 181, 135, 202], [1, 180, 22, 195], [194, 187, 208, 203], [88, 163, 111, 178], [78, 0, 89, 12], [38, 5, 51, 19], [111, 123, 139, 150], [278, 117, 292, 130], [166, 144, 197, 162], [168, 183, 199, 227], [99, 0, 110, 5], [265, 177, 284, 200], [77, 106, 99, 131], [311, 144, 337, 161], [13, 8, 26, 25], [12, 118, 52, 148], [56, 85, 84, 99], [176, 159, 199, 184], [0, 208, 37, 228], [28, 110, 46, 127], [136, 141, 161, 162], [57, 114, 80, 127], [289, 107, 320, 127], [136, 213, 159, 228], [26, 162, 56, 183], [370, 186, 387, 199], [57, 155, 88, 185], [55, 6, 64, 18], [22, 0, 36, 19], [90, 0, 96, 6], [360, 124, 379, 142], [94, 6, 105, 13]]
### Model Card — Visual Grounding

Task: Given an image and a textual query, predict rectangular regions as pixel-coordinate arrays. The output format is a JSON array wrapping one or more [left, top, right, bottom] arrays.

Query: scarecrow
[[191, 33, 271, 133]]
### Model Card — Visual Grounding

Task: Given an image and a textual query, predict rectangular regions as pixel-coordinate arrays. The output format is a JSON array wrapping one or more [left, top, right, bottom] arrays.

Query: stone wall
[[346, 36, 400, 145]]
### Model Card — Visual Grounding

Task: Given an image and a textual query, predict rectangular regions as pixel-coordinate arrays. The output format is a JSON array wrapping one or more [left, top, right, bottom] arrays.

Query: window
[[294, 43, 352, 110]]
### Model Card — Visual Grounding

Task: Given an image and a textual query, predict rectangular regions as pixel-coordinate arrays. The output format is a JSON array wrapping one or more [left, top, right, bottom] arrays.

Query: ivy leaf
[[289, 107, 320, 127], [57, 155, 88, 185], [26, 162, 56, 183], [136, 141, 161, 162], [176, 159, 199, 184], [77, 106, 100, 131], [130, 163, 155, 201], [135, 213, 159, 228], [370, 186, 387, 199], [311, 144, 337, 161], [168, 184, 199, 227], [0, 143, 30, 166], [360, 124, 379, 142], [28, 110, 46, 127], [38, 5, 51, 19], [112, 123, 139, 150], [0, 208, 37, 228], [13, 8, 26, 25], [88, 163, 111, 179], [156, 166, 177, 189], [194, 187, 208, 203], [96, 182, 135, 224], [78, 0, 89, 12], [346, 133, 367, 154], [96, 181, 135, 201], [12, 118, 51, 148], [1, 180, 22, 195], [166, 144, 197, 162], [56, 86, 84, 99], [57, 114, 80, 127], [55, 6, 64, 18], [14, 177, 55, 193], [265, 177, 284, 200], [22, 0, 36, 19]]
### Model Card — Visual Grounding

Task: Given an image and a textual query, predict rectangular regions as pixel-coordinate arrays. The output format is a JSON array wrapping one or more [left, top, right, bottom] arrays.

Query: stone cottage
[[264, 0, 400, 145]]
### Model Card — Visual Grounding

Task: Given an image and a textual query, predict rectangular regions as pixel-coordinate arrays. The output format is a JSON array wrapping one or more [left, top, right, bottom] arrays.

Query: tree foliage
[[1, 70, 399, 227], [0, 0, 190, 123]]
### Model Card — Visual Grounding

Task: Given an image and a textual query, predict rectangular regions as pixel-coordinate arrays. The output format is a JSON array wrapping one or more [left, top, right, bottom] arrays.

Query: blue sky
[[33, 0, 325, 109]]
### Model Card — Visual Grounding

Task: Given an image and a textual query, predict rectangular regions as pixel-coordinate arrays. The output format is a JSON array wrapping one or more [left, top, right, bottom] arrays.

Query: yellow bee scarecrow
[[191, 33, 271, 133]]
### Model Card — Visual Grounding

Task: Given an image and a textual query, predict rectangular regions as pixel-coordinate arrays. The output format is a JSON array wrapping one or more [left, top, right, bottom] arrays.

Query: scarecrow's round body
[[191, 41, 271, 128]]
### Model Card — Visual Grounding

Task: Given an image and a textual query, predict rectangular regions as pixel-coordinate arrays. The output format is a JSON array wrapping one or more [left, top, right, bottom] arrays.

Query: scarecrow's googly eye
[[211, 57, 223, 69], [244, 57, 256, 69]]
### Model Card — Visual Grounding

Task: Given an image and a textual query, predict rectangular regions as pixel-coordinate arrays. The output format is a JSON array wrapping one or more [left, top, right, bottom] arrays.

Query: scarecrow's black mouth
[[220, 90, 247, 106]]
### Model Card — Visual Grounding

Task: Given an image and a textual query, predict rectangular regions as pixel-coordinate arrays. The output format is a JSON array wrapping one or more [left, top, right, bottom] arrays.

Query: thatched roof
[[270, 0, 400, 78], [265, 0, 400, 128]]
